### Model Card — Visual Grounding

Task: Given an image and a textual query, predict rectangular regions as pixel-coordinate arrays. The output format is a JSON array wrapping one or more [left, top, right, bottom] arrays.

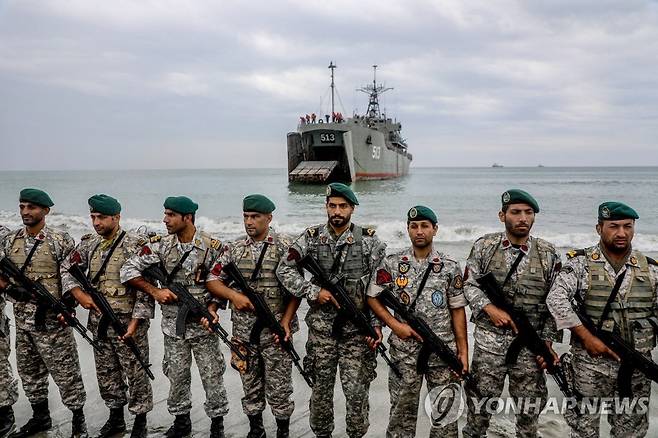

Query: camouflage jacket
[[547, 244, 658, 331], [463, 232, 562, 354], [60, 227, 155, 320], [368, 246, 467, 366], [0, 225, 75, 330], [120, 228, 222, 340], [276, 222, 386, 334]]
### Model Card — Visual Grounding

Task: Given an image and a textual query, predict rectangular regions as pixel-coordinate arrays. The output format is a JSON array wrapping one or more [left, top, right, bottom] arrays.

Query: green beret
[[163, 196, 198, 215], [88, 194, 121, 215], [501, 189, 539, 213], [326, 182, 359, 206], [407, 205, 437, 225], [598, 201, 639, 221], [243, 194, 276, 213], [19, 188, 54, 208]]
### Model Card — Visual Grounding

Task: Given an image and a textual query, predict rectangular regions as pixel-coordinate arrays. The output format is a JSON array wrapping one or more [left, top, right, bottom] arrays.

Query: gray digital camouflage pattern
[[0, 224, 17, 410], [368, 246, 466, 437], [0, 226, 86, 411], [462, 232, 561, 438], [277, 222, 385, 438], [547, 244, 658, 437], [120, 229, 229, 418], [209, 229, 296, 419]]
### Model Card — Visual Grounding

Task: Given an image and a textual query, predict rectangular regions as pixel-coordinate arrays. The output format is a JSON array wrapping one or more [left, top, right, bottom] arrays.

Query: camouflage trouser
[[233, 338, 294, 419], [462, 344, 547, 438], [162, 333, 229, 418], [305, 328, 377, 438], [564, 346, 651, 438], [91, 316, 153, 415], [0, 313, 18, 408], [15, 325, 86, 410], [387, 344, 458, 438]]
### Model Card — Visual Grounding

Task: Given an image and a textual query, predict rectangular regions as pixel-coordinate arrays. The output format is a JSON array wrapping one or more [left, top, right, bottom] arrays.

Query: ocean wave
[[2, 211, 658, 253]]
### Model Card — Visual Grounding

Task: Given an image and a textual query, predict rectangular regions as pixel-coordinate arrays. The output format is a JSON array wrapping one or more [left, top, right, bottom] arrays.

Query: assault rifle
[[223, 261, 314, 387], [0, 257, 101, 351], [378, 288, 480, 396], [68, 264, 155, 380], [142, 263, 248, 361], [477, 272, 576, 397], [297, 255, 402, 377], [573, 293, 658, 397]]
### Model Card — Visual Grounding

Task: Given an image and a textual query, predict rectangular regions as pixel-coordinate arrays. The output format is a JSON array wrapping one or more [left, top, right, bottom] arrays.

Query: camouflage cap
[[326, 182, 359, 206], [407, 205, 437, 225], [164, 196, 198, 215], [243, 194, 275, 213], [501, 189, 539, 213], [88, 194, 121, 215], [19, 188, 54, 208], [598, 201, 639, 221]]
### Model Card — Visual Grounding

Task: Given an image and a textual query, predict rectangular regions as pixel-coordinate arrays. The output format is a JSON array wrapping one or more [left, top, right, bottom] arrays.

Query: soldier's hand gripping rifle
[[141, 263, 248, 361], [476, 272, 576, 398], [223, 261, 314, 387], [297, 254, 402, 377], [68, 264, 155, 380], [572, 292, 658, 397], [378, 287, 480, 396], [0, 257, 102, 351]]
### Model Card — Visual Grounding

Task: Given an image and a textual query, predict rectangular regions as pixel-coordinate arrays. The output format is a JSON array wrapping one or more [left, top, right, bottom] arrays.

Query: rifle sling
[[167, 248, 194, 284], [501, 250, 525, 289], [597, 270, 627, 331], [20, 239, 42, 274], [91, 230, 126, 285], [250, 242, 270, 282], [409, 262, 437, 311]]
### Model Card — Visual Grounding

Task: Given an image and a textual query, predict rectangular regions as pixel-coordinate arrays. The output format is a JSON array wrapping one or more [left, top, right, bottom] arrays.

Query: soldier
[[0, 188, 88, 438], [462, 189, 562, 438], [0, 224, 18, 437], [366, 206, 468, 438], [276, 183, 386, 438], [120, 196, 229, 438], [205, 194, 300, 438], [60, 195, 154, 438], [547, 202, 658, 437]]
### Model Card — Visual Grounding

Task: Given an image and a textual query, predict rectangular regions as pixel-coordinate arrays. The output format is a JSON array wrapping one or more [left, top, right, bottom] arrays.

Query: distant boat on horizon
[[491, 163, 504, 168]]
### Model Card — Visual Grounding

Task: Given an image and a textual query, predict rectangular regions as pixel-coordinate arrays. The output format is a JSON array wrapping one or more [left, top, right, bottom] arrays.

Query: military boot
[[247, 414, 265, 438], [9, 400, 51, 438], [164, 414, 191, 438], [70, 409, 88, 438], [275, 418, 290, 438], [0, 405, 15, 437], [97, 407, 126, 437], [129, 413, 147, 438], [209, 416, 224, 438]]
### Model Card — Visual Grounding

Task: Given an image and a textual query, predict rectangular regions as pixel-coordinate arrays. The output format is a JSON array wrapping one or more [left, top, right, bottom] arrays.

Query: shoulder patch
[[363, 228, 376, 236], [80, 233, 93, 240], [306, 227, 319, 238], [647, 256, 658, 266], [149, 235, 162, 243], [566, 249, 586, 259], [210, 238, 221, 250]]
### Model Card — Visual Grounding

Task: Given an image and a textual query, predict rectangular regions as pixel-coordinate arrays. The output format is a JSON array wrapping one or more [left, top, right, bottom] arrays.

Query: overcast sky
[[1, 0, 657, 170]]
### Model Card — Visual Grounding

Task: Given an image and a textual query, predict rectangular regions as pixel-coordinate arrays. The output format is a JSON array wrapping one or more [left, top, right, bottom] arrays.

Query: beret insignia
[[409, 207, 418, 219], [601, 206, 611, 219], [502, 191, 511, 203]]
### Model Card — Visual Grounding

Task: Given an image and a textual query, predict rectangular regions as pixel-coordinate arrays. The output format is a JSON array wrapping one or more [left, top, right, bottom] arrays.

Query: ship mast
[[328, 61, 336, 116], [358, 64, 393, 119]]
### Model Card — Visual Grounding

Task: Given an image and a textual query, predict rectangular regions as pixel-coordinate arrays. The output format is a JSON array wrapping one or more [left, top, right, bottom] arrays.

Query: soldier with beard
[[462, 189, 562, 438], [276, 183, 386, 438], [0, 189, 88, 438], [547, 202, 658, 437]]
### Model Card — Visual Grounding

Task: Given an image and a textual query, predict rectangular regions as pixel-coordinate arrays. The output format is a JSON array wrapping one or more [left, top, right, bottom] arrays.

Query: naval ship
[[287, 63, 412, 183]]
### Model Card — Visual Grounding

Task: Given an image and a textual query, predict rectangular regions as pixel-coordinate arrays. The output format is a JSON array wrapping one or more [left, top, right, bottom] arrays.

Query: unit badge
[[395, 275, 409, 289], [431, 291, 446, 308], [399, 291, 411, 305], [398, 262, 410, 274]]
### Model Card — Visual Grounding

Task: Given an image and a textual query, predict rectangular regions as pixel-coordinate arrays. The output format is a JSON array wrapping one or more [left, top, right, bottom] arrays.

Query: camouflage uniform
[[209, 229, 297, 419], [0, 225, 18, 411], [120, 230, 229, 419], [276, 223, 386, 438], [60, 228, 154, 415], [0, 226, 86, 411], [368, 247, 467, 438], [462, 232, 561, 438], [547, 244, 658, 438]]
